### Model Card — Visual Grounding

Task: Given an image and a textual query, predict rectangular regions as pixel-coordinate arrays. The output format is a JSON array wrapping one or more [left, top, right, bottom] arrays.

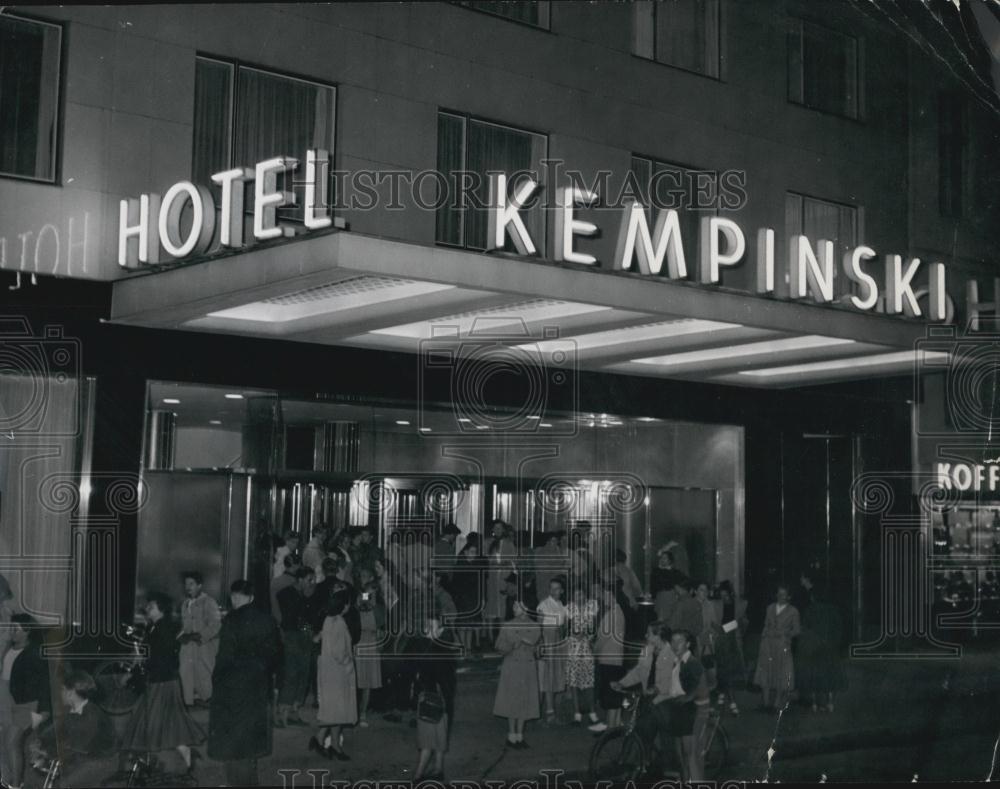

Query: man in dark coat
[[209, 579, 282, 787]]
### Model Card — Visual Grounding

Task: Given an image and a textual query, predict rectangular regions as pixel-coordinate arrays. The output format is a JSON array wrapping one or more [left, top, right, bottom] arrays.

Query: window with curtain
[[436, 112, 547, 252], [938, 91, 965, 219], [454, 1, 550, 28], [0, 373, 80, 623], [0, 14, 61, 181], [193, 57, 336, 220], [788, 19, 860, 119], [785, 192, 860, 299], [632, 0, 720, 78], [630, 155, 718, 265]]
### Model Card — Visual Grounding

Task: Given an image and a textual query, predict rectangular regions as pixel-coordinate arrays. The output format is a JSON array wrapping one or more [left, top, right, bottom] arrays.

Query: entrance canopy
[[110, 231, 945, 388]]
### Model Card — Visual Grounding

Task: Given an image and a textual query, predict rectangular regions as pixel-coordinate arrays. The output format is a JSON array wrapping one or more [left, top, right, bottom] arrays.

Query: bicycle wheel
[[94, 660, 142, 716], [704, 721, 729, 779], [589, 729, 646, 781]]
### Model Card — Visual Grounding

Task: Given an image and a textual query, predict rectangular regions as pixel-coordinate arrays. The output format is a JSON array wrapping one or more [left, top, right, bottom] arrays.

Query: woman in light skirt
[[312, 589, 356, 761], [493, 600, 541, 748], [753, 584, 801, 712]]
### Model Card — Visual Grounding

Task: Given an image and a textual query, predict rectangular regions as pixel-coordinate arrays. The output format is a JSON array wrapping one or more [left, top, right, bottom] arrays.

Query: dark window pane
[[628, 157, 717, 267], [790, 20, 859, 119], [436, 113, 466, 246], [458, 1, 541, 26], [938, 92, 964, 218], [0, 15, 60, 180], [653, 0, 719, 77], [192, 58, 232, 186], [786, 192, 859, 298], [464, 119, 545, 251], [232, 67, 335, 217]]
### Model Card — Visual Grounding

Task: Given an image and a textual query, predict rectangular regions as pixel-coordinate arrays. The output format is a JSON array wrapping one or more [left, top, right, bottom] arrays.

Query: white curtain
[[0, 373, 79, 624]]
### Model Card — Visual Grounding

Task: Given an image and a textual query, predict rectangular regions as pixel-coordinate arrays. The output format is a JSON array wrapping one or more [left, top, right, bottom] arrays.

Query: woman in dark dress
[[452, 533, 485, 656], [796, 572, 845, 712], [122, 592, 204, 772], [411, 614, 459, 781]]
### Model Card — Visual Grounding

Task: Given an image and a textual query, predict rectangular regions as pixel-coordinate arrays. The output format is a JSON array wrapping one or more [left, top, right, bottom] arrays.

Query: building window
[[0, 14, 61, 182], [785, 192, 860, 298], [630, 155, 718, 262], [436, 112, 547, 251], [939, 91, 965, 218], [632, 0, 720, 79], [787, 19, 861, 119], [193, 57, 336, 217], [454, 1, 550, 29]]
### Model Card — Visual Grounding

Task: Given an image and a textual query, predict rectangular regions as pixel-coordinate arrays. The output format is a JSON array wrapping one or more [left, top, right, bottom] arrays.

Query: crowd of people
[[0, 522, 847, 787]]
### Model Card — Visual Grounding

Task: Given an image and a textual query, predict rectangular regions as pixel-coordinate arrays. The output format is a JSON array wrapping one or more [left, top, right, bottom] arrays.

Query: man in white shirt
[[536, 577, 568, 721], [179, 571, 221, 707], [612, 620, 676, 765]]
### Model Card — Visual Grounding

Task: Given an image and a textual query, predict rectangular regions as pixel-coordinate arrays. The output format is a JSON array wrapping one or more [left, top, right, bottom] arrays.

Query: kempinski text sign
[[120, 160, 970, 323]]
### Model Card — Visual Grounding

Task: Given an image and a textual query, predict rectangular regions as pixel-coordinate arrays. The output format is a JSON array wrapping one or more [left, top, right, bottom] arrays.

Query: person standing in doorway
[[453, 533, 485, 657], [434, 523, 461, 581], [355, 581, 384, 728], [533, 531, 568, 606], [712, 580, 747, 715], [536, 577, 568, 723], [650, 549, 683, 623], [590, 581, 626, 733], [753, 584, 801, 712], [313, 589, 356, 761], [797, 572, 845, 713], [276, 567, 316, 728], [411, 615, 460, 781], [565, 586, 600, 726], [273, 530, 301, 579], [209, 580, 282, 787], [303, 525, 329, 578], [493, 600, 541, 748], [669, 629, 710, 782], [669, 577, 702, 638], [123, 592, 204, 775], [485, 521, 516, 644], [2, 613, 50, 789], [178, 571, 221, 708]]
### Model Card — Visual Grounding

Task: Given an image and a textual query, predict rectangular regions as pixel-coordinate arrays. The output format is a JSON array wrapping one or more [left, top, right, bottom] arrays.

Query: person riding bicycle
[[610, 620, 675, 773], [27, 670, 114, 788]]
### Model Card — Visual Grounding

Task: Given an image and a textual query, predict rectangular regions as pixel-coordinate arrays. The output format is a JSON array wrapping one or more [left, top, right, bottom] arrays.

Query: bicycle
[[92, 623, 147, 717], [589, 690, 729, 781]]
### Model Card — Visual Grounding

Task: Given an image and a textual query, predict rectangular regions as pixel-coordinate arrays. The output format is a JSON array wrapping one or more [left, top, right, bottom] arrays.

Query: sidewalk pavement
[[99, 644, 1000, 786]]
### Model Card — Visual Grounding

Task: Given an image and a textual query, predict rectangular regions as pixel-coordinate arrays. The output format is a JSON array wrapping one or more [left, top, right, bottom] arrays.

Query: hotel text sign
[[121, 162, 969, 324], [118, 150, 332, 268]]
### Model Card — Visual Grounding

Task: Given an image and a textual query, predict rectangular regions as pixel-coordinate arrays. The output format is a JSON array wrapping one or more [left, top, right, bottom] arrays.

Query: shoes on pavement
[[359, 717, 369, 728], [572, 713, 583, 725], [588, 722, 608, 733], [729, 702, 740, 715], [588, 712, 600, 724]]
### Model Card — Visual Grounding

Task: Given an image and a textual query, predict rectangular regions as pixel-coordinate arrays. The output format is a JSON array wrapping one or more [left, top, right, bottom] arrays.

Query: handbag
[[417, 690, 446, 724]]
